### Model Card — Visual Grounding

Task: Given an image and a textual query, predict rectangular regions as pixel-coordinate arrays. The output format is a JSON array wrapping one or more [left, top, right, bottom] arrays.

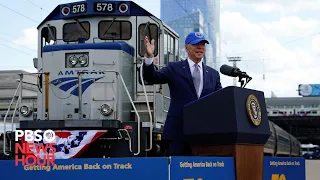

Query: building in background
[[160, 0, 220, 68]]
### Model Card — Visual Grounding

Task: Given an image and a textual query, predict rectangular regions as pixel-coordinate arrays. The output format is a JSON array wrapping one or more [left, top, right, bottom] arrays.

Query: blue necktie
[[193, 64, 200, 97]]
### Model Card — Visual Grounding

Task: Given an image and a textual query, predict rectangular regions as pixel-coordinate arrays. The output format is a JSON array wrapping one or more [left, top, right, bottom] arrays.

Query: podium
[[183, 86, 270, 180]]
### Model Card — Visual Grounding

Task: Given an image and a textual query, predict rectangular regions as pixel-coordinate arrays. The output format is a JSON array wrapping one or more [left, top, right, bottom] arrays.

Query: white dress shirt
[[144, 56, 203, 98]]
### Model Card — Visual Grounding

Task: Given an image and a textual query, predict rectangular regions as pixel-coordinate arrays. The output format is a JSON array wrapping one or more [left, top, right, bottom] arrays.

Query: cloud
[[260, 16, 320, 38], [222, 0, 320, 13], [12, 28, 37, 50], [219, 11, 320, 97]]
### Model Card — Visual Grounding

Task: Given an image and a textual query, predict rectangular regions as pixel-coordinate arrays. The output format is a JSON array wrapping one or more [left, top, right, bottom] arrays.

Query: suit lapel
[[181, 59, 197, 96]]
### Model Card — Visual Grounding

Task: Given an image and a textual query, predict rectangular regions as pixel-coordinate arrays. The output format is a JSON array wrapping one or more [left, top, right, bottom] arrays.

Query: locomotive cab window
[[98, 20, 132, 40], [138, 23, 158, 57], [41, 26, 56, 56], [63, 21, 90, 42], [163, 30, 179, 65]]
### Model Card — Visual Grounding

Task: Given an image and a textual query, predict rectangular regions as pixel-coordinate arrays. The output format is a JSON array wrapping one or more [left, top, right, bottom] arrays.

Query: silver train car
[[268, 108, 320, 117], [1, 0, 301, 159], [264, 121, 301, 157], [266, 97, 320, 117]]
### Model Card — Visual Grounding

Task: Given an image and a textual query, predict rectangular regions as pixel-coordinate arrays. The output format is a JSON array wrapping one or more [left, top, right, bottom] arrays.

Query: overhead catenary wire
[[0, 3, 39, 23], [0, 1, 43, 57], [0, 37, 36, 52], [24, 0, 50, 13], [0, 44, 34, 56]]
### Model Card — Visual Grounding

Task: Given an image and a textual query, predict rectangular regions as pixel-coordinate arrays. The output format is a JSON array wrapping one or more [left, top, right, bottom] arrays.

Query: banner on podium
[[0, 156, 307, 180], [0, 157, 169, 180], [169, 156, 235, 180], [263, 157, 306, 180]]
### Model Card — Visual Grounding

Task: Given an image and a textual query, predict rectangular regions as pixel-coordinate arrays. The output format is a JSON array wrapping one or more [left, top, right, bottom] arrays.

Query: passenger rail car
[[268, 108, 320, 117], [0, 0, 301, 159], [264, 121, 301, 157]]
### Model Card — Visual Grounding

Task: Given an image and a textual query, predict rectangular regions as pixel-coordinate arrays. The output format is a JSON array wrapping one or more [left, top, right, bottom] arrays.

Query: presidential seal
[[246, 94, 262, 126]]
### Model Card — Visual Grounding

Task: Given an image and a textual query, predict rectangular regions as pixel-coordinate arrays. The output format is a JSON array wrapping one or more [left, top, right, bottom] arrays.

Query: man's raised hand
[[144, 36, 155, 58]]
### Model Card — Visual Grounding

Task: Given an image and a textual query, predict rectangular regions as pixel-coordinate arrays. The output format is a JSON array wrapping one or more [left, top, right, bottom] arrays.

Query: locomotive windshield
[[138, 23, 158, 57], [98, 20, 132, 40], [63, 20, 90, 42]]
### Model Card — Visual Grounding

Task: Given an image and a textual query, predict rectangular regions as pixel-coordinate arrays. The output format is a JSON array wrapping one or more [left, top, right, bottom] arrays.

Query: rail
[[77, 70, 141, 156], [2, 82, 20, 156], [2, 72, 48, 156], [139, 61, 153, 152]]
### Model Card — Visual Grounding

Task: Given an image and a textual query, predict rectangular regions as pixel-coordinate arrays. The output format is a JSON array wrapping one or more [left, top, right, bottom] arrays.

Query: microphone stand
[[238, 74, 252, 88]]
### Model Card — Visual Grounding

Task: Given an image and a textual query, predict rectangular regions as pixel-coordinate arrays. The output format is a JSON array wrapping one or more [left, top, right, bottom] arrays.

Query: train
[[0, 0, 301, 159], [264, 121, 301, 157], [266, 97, 320, 117], [267, 108, 320, 117]]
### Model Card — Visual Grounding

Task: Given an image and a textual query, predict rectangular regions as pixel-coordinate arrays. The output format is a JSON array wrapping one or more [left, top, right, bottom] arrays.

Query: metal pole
[[227, 56, 242, 86], [19, 74, 23, 108], [44, 72, 50, 120], [78, 72, 82, 120]]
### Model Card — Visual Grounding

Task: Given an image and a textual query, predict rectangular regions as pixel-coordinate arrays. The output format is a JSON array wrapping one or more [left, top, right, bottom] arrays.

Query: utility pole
[[227, 56, 242, 86]]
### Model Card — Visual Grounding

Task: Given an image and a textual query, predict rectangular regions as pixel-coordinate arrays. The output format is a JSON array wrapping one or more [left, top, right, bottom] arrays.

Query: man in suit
[[142, 32, 222, 156]]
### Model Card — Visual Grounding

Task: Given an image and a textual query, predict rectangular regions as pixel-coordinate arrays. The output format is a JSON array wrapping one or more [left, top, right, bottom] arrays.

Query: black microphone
[[220, 64, 250, 78]]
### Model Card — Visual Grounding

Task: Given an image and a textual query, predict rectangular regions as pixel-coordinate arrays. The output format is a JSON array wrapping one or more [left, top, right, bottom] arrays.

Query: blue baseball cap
[[185, 32, 209, 45]]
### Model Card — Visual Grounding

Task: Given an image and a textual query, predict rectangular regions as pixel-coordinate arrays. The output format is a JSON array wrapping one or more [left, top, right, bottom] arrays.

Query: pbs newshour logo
[[15, 129, 56, 142], [15, 129, 57, 167]]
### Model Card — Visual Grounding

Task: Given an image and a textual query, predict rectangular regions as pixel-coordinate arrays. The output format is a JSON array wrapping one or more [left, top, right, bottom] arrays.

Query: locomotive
[[1, 0, 301, 159]]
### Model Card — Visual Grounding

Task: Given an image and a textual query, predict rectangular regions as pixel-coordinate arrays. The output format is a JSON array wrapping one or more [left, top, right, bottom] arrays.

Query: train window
[[41, 26, 56, 57], [138, 23, 158, 57], [175, 38, 179, 61], [278, 136, 290, 143], [41, 26, 56, 47], [168, 35, 175, 62], [98, 20, 132, 40], [169, 35, 174, 54], [63, 21, 90, 42], [164, 31, 168, 65], [163, 30, 179, 64]]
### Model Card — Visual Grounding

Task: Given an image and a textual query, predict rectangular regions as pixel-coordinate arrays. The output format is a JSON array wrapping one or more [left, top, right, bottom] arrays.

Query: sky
[[0, 0, 319, 98]]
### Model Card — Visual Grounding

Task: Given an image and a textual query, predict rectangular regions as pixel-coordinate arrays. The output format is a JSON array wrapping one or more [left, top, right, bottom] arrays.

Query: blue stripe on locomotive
[[42, 42, 135, 56]]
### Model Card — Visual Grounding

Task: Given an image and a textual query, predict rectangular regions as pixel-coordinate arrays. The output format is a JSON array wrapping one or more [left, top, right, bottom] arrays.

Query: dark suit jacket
[[143, 59, 222, 142]]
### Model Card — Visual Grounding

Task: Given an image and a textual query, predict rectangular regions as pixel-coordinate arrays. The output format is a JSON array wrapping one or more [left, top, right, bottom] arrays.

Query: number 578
[[96, 3, 113, 11]]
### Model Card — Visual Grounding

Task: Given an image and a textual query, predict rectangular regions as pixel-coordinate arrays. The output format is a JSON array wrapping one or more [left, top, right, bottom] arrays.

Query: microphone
[[219, 64, 250, 78]]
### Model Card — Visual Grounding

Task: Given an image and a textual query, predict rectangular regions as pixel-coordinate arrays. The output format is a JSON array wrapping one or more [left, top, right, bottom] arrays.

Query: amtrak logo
[[51, 76, 104, 96]]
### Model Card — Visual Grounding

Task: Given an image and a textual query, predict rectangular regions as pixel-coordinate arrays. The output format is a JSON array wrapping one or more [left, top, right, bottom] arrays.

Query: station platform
[[0, 156, 306, 180]]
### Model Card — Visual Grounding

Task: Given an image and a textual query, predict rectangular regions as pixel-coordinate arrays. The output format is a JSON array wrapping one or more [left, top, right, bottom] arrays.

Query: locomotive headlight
[[68, 55, 78, 66], [65, 53, 89, 68], [20, 105, 33, 117], [79, 54, 88, 66], [100, 103, 113, 116]]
